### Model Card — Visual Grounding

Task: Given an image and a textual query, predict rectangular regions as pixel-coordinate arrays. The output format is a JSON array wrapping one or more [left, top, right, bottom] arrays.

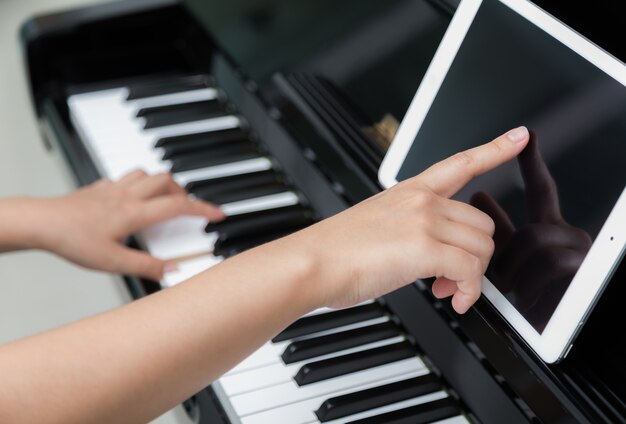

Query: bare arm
[[0, 128, 529, 424]]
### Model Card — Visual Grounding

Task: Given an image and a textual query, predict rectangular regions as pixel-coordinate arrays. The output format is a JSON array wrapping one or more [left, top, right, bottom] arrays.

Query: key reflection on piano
[[67, 75, 471, 424]]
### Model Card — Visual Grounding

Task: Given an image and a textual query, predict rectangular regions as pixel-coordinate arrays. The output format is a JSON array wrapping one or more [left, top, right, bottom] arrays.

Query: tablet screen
[[395, 0, 626, 333]]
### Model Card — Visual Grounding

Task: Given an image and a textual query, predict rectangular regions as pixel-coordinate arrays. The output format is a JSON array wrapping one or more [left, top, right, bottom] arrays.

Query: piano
[[19, 0, 626, 422]]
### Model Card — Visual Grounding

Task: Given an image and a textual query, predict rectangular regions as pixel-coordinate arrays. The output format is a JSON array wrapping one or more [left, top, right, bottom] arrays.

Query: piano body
[[19, 0, 626, 422]]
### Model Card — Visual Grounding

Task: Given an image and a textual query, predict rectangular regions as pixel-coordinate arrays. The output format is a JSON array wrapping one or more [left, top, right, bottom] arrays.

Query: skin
[[0, 170, 225, 281], [0, 127, 529, 424]]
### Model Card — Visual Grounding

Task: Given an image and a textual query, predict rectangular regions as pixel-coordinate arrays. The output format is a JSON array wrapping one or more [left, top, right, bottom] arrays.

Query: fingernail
[[164, 262, 178, 273], [506, 126, 529, 143]]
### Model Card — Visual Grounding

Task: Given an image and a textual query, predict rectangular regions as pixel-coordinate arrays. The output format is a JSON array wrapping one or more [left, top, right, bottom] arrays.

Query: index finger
[[416, 126, 530, 198], [137, 195, 225, 229]]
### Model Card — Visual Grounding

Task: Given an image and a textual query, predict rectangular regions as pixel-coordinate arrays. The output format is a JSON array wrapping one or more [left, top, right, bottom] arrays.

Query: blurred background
[[0, 0, 188, 422]]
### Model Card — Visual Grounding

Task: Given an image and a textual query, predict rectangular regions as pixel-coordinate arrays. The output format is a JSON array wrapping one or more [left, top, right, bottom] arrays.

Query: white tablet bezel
[[378, 0, 626, 363]]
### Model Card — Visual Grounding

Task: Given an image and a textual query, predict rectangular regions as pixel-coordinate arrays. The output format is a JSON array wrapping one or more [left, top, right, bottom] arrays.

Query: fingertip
[[187, 198, 225, 220], [432, 288, 446, 299], [432, 277, 456, 299], [147, 259, 167, 282], [164, 261, 178, 273], [505, 126, 529, 144], [451, 292, 475, 314], [205, 204, 226, 221]]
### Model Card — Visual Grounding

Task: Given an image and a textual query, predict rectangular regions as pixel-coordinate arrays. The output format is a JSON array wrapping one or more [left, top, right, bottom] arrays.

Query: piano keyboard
[[67, 75, 472, 424], [68, 75, 307, 283]]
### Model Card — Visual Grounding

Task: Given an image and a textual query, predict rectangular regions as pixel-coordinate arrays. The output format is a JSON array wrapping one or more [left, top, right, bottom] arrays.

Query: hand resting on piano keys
[[0, 127, 529, 423], [0, 169, 225, 281]]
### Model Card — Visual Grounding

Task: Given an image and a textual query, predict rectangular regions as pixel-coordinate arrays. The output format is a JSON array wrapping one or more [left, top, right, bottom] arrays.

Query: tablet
[[378, 0, 626, 363]]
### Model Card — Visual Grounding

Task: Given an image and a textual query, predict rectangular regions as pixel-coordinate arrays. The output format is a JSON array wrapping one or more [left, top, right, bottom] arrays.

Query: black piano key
[[155, 127, 248, 149], [316, 374, 442, 422], [126, 75, 211, 100], [162, 138, 255, 161], [213, 228, 297, 257], [272, 303, 386, 343], [187, 168, 277, 192], [214, 206, 313, 243], [188, 170, 280, 199], [213, 218, 310, 255], [160, 134, 251, 160], [196, 182, 288, 205], [140, 100, 228, 129], [169, 147, 259, 173], [294, 341, 416, 386], [347, 397, 461, 424], [204, 204, 304, 233], [281, 321, 400, 365]]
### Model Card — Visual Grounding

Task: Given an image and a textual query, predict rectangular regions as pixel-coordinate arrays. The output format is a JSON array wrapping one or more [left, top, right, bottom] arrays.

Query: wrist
[[262, 232, 327, 312], [0, 198, 50, 251], [281, 224, 351, 310]]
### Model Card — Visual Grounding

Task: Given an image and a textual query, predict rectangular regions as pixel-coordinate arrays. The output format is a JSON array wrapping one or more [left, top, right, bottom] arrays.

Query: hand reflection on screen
[[470, 133, 592, 331]]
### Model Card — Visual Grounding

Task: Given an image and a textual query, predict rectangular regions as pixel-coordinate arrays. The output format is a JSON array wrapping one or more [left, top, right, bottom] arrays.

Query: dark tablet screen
[[396, 0, 626, 332]]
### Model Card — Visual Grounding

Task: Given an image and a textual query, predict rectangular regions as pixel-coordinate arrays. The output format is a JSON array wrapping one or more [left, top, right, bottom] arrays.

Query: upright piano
[[19, 0, 626, 422]]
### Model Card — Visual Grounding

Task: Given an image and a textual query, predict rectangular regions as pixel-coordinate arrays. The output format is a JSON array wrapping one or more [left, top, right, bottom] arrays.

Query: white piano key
[[145, 115, 240, 139], [83, 115, 240, 153], [103, 156, 168, 180], [161, 254, 223, 288], [221, 192, 300, 216], [320, 390, 448, 424], [69, 87, 219, 115], [227, 341, 289, 375], [68, 88, 128, 111], [141, 216, 219, 260], [69, 90, 159, 179], [432, 415, 471, 424], [239, 370, 430, 424], [241, 371, 441, 424], [174, 158, 274, 186], [221, 335, 405, 397], [89, 135, 156, 157], [302, 300, 374, 318], [69, 89, 241, 175], [128, 87, 219, 109], [226, 357, 427, 416], [226, 316, 390, 376]]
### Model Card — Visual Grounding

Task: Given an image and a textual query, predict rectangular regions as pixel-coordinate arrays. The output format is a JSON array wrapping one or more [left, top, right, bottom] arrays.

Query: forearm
[[0, 234, 322, 424], [0, 198, 46, 252]]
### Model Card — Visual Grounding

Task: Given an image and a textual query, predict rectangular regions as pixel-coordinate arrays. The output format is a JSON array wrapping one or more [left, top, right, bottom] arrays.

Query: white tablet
[[378, 0, 626, 363]]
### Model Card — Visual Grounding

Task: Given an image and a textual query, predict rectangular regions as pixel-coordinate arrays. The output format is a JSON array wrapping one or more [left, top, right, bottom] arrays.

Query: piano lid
[[182, 0, 455, 131]]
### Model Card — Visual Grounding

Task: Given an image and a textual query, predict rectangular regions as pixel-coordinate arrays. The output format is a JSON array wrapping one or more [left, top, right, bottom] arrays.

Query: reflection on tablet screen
[[396, 0, 626, 332]]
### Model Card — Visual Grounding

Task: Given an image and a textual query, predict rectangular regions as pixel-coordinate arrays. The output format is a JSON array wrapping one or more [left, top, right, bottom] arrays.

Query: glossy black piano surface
[[20, 0, 626, 422]]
